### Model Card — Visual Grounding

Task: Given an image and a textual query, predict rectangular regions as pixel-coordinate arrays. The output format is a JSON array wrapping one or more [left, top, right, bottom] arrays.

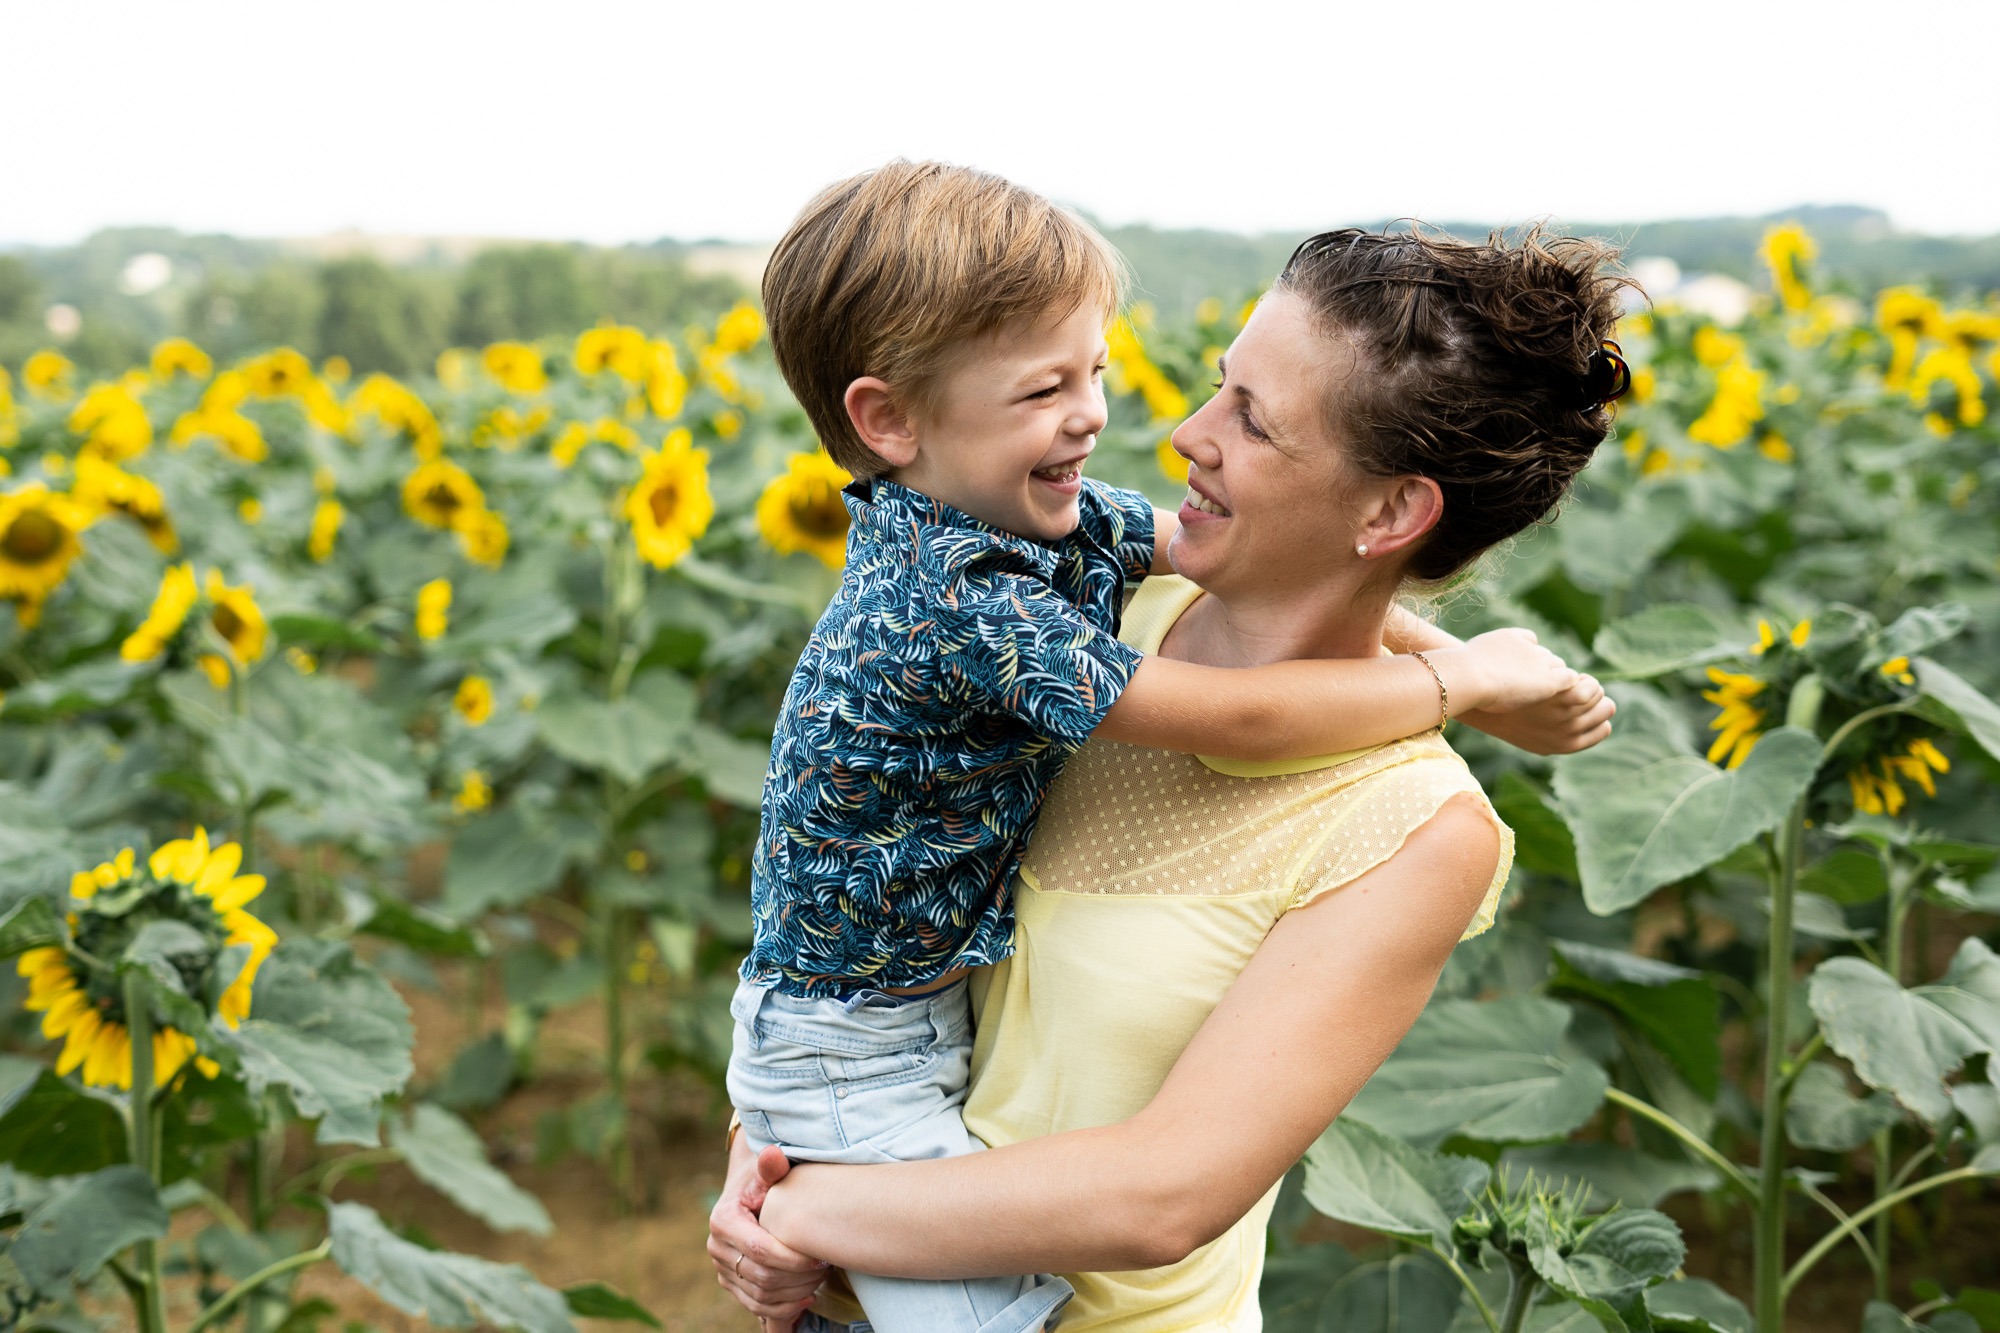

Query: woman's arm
[[753, 793, 1503, 1278]]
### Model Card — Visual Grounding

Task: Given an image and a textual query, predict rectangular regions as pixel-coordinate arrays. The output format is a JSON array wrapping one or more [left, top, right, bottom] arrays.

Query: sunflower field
[[0, 225, 1997, 1333]]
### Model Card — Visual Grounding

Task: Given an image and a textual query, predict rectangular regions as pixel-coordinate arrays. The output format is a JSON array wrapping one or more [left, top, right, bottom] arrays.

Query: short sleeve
[[1285, 759, 1514, 941], [1075, 480, 1157, 583], [935, 566, 1146, 747]]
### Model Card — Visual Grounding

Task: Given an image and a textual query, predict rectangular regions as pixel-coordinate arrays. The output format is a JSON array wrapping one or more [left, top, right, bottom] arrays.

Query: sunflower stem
[[123, 972, 169, 1333], [1753, 674, 1824, 1333], [1497, 1257, 1540, 1333], [186, 1240, 332, 1333]]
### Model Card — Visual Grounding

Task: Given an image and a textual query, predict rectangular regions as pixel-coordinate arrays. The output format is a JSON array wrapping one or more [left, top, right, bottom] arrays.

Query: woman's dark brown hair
[[1274, 224, 1638, 582]]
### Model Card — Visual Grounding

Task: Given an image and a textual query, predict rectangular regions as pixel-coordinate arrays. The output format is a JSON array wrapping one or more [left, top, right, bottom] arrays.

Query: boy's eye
[[1028, 384, 1060, 400]]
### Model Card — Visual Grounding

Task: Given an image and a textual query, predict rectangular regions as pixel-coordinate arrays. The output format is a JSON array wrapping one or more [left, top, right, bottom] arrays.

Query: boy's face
[[894, 303, 1110, 542]]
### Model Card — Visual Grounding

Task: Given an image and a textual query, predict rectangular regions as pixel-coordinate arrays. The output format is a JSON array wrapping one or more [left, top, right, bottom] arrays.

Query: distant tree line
[[6, 206, 1998, 377], [0, 232, 748, 376]]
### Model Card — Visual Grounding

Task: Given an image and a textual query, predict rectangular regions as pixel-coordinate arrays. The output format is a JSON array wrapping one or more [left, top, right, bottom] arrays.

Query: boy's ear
[[843, 378, 919, 471]]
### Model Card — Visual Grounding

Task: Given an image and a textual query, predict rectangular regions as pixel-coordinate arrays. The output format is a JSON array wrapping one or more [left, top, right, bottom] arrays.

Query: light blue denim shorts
[[727, 976, 1072, 1333]]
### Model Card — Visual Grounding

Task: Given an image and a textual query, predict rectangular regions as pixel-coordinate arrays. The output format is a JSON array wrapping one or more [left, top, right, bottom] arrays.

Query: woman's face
[[1165, 290, 1362, 601]]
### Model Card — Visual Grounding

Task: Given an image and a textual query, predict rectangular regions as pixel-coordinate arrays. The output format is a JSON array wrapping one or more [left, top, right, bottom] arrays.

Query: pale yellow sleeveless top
[[961, 575, 1513, 1331]]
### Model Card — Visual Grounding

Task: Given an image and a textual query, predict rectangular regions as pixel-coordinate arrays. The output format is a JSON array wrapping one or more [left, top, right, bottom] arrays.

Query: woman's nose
[[1168, 412, 1219, 472]]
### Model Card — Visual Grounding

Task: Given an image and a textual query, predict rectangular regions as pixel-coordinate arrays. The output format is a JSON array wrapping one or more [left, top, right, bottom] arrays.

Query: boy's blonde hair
[[761, 160, 1128, 475]]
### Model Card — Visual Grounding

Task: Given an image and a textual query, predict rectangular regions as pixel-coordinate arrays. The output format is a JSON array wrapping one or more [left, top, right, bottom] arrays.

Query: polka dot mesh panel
[[1019, 730, 1510, 935]]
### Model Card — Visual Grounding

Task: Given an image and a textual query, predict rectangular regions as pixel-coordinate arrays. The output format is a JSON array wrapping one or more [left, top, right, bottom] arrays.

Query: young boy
[[728, 161, 1573, 1333]]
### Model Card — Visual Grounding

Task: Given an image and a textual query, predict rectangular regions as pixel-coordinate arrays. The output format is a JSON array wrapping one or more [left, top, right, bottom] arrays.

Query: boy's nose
[[1068, 388, 1108, 437]]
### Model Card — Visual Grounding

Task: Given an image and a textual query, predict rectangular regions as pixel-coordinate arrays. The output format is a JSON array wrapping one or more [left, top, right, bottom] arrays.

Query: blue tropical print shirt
[[742, 476, 1156, 998]]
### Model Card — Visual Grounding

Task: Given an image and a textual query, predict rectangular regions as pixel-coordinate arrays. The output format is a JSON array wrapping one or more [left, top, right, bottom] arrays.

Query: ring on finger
[[735, 1251, 746, 1277]]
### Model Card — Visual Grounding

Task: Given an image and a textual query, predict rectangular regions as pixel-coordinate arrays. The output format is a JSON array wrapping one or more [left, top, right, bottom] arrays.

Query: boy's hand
[[709, 1138, 825, 1328], [1424, 628, 1577, 716], [1458, 672, 1616, 755]]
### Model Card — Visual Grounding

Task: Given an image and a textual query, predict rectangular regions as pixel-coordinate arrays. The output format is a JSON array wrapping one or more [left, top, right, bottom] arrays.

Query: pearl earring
[[1355, 543, 1369, 557]]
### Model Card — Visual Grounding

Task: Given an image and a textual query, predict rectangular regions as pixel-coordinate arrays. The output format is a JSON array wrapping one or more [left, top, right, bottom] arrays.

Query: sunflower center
[[213, 603, 245, 643], [788, 490, 848, 540], [2, 511, 63, 563], [648, 484, 680, 527], [423, 483, 463, 516]]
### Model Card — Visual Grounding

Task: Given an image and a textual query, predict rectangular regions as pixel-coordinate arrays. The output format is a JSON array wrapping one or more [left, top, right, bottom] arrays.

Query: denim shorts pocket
[[819, 1041, 935, 1087]]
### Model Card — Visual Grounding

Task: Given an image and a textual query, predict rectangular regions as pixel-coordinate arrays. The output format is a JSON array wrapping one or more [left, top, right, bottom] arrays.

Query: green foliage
[[325, 1201, 573, 1332]]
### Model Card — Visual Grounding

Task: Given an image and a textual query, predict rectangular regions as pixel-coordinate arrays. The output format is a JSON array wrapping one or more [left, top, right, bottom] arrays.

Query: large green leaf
[[1492, 774, 1580, 881], [1346, 996, 1610, 1148], [326, 1201, 573, 1333], [1554, 724, 1822, 915], [535, 685, 688, 785], [0, 1070, 127, 1176], [353, 892, 488, 958], [1549, 941, 1721, 1098], [1784, 1061, 1905, 1151], [9, 1166, 167, 1296], [441, 807, 573, 919], [1498, 1143, 1718, 1210], [1592, 604, 1739, 679], [1915, 659, 2000, 764], [1300, 1117, 1488, 1254], [1261, 1245, 1463, 1333], [1558, 490, 1692, 596], [1528, 1208, 1685, 1333], [682, 723, 771, 808], [1644, 1278, 1751, 1333], [562, 1282, 661, 1328], [1807, 940, 2000, 1123], [0, 897, 61, 958], [1798, 849, 1890, 906], [224, 939, 414, 1145], [393, 1103, 552, 1236]]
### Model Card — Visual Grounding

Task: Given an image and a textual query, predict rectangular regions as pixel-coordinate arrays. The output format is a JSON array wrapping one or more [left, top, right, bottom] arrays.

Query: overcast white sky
[[5, 0, 1997, 247]]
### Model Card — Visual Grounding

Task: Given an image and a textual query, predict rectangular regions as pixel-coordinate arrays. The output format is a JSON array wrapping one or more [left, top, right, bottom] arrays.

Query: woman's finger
[[716, 1269, 814, 1323], [710, 1205, 825, 1277]]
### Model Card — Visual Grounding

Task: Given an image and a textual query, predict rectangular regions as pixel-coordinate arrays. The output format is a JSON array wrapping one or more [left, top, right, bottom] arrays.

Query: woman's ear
[[844, 378, 918, 471], [1355, 475, 1444, 559]]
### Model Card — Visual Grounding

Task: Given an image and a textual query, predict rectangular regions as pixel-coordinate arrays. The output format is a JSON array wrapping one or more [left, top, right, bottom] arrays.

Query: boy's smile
[[885, 303, 1111, 543]]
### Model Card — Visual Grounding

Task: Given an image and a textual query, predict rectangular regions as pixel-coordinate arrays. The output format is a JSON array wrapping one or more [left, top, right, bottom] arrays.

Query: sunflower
[[551, 422, 589, 469], [171, 409, 267, 464], [625, 428, 714, 570], [756, 451, 852, 568], [416, 578, 451, 641], [712, 302, 765, 356], [456, 508, 509, 568], [23, 351, 74, 399], [401, 459, 486, 531], [20, 832, 275, 1090], [243, 348, 314, 398], [575, 325, 649, 380], [352, 375, 442, 456], [120, 562, 199, 662], [436, 348, 472, 391], [454, 675, 494, 725], [301, 379, 352, 434], [68, 382, 154, 461], [308, 498, 343, 563], [203, 569, 268, 669], [1759, 223, 1816, 312], [72, 452, 176, 553], [0, 484, 89, 627], [1702, 668, 1767, 769], [643, 341, 688, 419], [452, 769, 492, 814], [482, 342, 548, 395], [150, 338, 213, 382]]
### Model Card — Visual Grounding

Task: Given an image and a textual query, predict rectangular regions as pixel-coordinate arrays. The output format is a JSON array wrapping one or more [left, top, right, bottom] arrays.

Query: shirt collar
[[845, 477, 1067, 574]]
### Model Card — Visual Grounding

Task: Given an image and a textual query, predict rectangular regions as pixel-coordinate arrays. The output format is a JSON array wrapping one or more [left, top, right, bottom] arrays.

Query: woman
[[711, 224, 1630, 1331]]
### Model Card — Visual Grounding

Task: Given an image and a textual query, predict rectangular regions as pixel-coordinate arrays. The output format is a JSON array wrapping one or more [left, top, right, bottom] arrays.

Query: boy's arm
[[1379, 606, 1616, 756], [1095, 629, 1573, 763], [1150, 507, 1180, 575]]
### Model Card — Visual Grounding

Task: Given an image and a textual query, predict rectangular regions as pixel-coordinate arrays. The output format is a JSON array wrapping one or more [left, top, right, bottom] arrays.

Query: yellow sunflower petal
[[210, 873, 266, 913], [193, 841, 244, 897], [38, 988, 90, 1037], [56, 1009, 102, 1076]]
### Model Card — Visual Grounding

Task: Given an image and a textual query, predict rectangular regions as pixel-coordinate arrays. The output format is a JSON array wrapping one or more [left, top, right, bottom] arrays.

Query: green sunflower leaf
[[326, 1200, 573, 1333]]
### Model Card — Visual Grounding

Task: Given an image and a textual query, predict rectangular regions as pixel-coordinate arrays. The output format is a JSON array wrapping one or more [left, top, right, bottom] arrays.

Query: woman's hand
[[708, 1137, 827, 1327], [1457, 670, 1616, 754]]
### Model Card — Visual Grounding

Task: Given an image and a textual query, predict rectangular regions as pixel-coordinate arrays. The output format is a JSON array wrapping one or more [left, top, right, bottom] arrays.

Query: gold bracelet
[[725, 1110, 743, 1154], [1409, 651, 1449, 732]]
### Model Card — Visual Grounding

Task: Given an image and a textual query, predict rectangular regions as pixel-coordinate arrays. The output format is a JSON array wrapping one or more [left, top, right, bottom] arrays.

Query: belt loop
[[748, 983, 772, 1051]]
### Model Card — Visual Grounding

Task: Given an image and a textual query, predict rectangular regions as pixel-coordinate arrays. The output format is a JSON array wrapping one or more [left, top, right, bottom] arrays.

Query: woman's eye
[[1209, 379, 1224, 391], [1240, 411, 1270, 442]]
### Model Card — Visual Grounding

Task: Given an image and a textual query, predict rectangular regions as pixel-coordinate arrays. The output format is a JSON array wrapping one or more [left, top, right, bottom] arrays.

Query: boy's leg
[[726, 978, 1072, 1333]]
